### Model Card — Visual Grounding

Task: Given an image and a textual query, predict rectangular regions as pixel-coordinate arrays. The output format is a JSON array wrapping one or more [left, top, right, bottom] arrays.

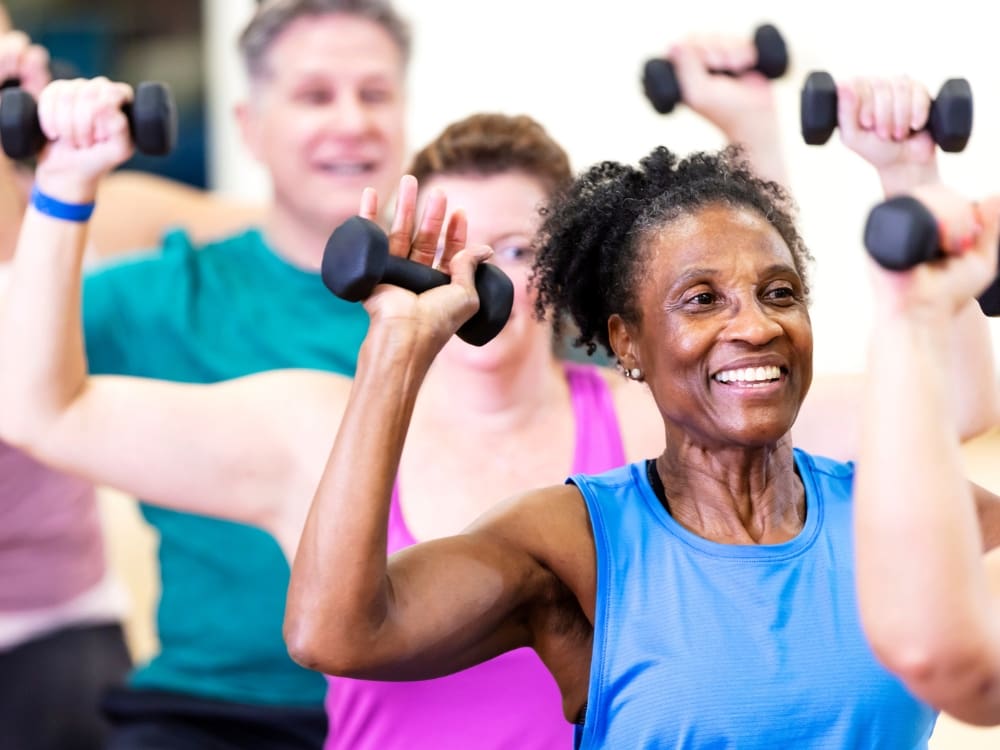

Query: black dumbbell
[[642, 24, 788, 115], [0, 81, 177, 160], [863, 195, 1000, 316], [322, 216, 515, 346], [801, 73, 973, 153]]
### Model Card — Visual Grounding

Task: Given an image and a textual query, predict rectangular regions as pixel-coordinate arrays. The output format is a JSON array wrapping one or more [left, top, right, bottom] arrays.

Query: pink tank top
[[324, 363, 625, 749], [0, 441, 105, 611]]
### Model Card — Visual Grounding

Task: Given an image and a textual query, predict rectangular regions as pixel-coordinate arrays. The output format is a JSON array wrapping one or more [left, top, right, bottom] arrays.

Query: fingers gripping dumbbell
[[322, 216, 515, 346], [801, 73, 973, 153], [0, 81, 177, 159], [863, 196, 1000, 316], [642, 24, 788, 115]]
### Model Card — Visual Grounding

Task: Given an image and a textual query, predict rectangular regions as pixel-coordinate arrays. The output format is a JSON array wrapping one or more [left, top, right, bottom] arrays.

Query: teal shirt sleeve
[[82, 231, 194, 375]]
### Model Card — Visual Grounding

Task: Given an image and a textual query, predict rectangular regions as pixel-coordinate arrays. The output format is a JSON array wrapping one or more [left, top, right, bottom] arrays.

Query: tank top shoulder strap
[[564, 361, 626, 474]]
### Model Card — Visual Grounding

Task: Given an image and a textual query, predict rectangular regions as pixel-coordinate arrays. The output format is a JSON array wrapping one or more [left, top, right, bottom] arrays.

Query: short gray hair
[[239, 0, 412, 80]]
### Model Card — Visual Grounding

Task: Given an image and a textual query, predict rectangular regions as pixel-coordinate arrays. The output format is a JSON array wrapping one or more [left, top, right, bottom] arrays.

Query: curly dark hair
[[531, 145, 812, 357]]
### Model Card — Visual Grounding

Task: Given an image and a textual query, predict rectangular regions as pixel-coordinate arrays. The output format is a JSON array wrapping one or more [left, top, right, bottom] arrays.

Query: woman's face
[[614, 203, 813, 448], [422, 171, 554, 370]]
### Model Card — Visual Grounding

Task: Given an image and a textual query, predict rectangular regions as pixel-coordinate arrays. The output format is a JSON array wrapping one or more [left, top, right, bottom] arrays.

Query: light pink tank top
[[0, 441, 105, 611], [324, 363, 625, 749]]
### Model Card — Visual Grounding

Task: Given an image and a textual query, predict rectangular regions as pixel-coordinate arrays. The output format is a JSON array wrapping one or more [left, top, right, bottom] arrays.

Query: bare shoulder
[[598, 366, 664, 462], [467, 484, 597, 621], [91, 172, 266, 257], [792, 373, 862, 461]]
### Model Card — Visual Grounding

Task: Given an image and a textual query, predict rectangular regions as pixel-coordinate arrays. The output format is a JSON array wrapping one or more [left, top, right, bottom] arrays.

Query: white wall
[[203, 0, 1000, 376]]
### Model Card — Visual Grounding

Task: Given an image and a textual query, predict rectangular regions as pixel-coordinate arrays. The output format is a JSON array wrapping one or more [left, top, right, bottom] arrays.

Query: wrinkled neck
[[655, 433, 804, 544]]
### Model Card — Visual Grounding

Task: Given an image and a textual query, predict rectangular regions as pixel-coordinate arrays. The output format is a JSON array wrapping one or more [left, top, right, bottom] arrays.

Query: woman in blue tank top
[[284, 138, 1000, 748]]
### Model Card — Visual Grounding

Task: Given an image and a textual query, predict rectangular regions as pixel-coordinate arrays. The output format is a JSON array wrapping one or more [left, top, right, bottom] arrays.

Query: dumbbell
[[801, 73, 973, 153], [322, 216, 515, 346], [863, 195, 1000, 316], [642, 24, 788, 115], [0, 81, 177, 160]]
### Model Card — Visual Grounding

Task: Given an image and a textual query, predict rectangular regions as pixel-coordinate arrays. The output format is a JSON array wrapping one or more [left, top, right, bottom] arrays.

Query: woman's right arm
[[285, 178, 572, 681], [0, 77, 340, 548]]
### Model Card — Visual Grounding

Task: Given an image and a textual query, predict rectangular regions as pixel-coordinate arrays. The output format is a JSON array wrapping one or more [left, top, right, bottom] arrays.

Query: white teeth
[[317, 163, 372, 175], [714, 365, 782, 384]]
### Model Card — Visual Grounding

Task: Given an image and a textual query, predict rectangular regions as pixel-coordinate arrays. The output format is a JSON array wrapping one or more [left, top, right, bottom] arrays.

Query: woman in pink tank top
[[321, 115, 639, 750]]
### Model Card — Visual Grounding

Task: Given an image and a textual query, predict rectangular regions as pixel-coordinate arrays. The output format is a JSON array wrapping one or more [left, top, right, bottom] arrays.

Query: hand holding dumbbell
[[864, 195, 999, 316], [0, 28, 49, 96], [642, 24, 788, 115], [322, 216, 514, 346], [802, 72, 972, 152], [0, 80, 176, 159]]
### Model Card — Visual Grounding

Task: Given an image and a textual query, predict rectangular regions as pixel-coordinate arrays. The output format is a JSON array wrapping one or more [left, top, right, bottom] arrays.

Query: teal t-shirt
[[83, 228, 369, 707]]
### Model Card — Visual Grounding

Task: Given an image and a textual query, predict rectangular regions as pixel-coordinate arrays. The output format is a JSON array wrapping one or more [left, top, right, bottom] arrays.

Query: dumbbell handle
[[864, 195, 1000, 316], [322, 217, 514, 346], [643, 24, 788, 115], [0, 82, 176, 160]]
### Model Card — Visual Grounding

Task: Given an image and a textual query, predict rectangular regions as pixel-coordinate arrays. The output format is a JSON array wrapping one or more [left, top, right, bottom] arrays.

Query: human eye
[[763, 283, 799, 304], [685, 290, 717, 306], [495, 245, 536, 266], [360, 87, 393, 104], [295, 88, 332, 105]]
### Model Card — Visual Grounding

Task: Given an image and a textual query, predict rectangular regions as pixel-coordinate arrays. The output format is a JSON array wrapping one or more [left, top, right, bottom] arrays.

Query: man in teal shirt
[[82, 1, 410, 746]]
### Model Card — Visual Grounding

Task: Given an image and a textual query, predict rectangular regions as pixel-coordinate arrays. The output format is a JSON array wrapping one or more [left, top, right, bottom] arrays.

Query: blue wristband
[[30, 184, 95, 222]]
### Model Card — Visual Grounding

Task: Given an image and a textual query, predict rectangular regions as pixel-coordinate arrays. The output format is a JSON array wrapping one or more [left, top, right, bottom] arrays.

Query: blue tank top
[[571, 449, 937, 749]]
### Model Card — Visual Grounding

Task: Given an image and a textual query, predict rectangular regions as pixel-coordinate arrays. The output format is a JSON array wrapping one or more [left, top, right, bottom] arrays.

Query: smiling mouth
[[712, 365, 786, 386], [314, 161, 378, 176]]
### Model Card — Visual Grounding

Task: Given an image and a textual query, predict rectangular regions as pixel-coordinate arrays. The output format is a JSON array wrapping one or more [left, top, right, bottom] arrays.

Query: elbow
[[283, 610, 373, 677], [0, 412, 48, 455], [872, 636, 1000, 722], [283, 617, 327, 673]]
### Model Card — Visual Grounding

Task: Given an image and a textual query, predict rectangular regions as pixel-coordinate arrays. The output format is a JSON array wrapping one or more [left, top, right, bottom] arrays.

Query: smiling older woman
[[284, 146, 998, 749]]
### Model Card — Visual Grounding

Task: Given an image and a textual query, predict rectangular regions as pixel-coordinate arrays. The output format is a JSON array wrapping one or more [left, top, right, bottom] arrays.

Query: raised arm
[[285, 177, 574, 682], [0, 77, 339, 555], [0, 23, 263, 261], [668, 34, 789, 186], [792, 76, 999, 461], [855, 188, 1000, 725]]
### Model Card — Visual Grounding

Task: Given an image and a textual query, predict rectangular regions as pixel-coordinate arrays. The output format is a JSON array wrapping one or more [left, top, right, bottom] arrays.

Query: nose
[[329, 91, 372, 136], [724, 296, 784, 346]]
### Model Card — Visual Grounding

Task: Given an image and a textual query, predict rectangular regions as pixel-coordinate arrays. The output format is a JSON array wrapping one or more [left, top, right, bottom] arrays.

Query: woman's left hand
[[868, 186, 1000, 320]]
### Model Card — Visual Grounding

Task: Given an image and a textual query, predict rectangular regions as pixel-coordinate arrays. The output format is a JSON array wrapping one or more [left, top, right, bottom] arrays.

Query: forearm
[[949, 300, 1000, 439], [0, 158, 28, 262], [286, 323, 437, 672], [856, 310, 1000, 711], [0, 203, 90, 444], [722, 115, 789, 188]]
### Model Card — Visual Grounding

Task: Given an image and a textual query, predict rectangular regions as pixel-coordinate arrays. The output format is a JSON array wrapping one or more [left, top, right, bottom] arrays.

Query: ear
[[234, 100, 265, 164], [608, 313, 640, 370]]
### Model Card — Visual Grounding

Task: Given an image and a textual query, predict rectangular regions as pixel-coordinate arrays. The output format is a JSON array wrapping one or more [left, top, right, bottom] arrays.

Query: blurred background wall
[[8, 0, 998, 375]]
